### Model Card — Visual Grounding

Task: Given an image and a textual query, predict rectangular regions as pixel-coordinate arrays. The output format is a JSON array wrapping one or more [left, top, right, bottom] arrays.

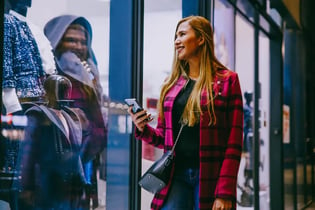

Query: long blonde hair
[[157, 16, 227, 126]]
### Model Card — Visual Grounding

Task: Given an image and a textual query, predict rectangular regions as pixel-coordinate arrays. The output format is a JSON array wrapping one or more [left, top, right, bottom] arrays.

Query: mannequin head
[[44, 75, 73, 109], [244, 91, 253, 106], [6, 0, 32, 16]]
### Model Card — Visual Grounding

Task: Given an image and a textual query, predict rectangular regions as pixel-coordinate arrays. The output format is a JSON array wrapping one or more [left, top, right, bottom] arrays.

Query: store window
[[234, 11, 271, 210], [258, 31, 271, 210], [213, 0, 235, 71], [235, 13, 255, 209], [1, 0, 109, 209], [141, 0, 182, 209]]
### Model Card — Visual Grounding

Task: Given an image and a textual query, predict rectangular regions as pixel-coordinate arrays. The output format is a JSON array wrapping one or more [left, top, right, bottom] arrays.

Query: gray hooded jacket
[[43, 15, 107, 162], [43, 14, 103, 102]]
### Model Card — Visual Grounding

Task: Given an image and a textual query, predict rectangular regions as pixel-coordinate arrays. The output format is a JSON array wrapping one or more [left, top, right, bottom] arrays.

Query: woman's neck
[[188, 67, 200, 80], [188, 58, 200, 80]]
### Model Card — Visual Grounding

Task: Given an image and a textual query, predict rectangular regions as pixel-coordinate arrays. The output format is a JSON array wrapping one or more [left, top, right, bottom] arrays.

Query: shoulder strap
[[170, 122, 185, 154], [62, 106, 81, 125], [25, 103, 69, 140], [61, 106, 83, 146]]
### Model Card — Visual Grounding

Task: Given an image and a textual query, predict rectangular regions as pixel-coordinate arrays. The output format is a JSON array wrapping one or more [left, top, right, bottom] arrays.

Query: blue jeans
[[161, 168, 200, 210]]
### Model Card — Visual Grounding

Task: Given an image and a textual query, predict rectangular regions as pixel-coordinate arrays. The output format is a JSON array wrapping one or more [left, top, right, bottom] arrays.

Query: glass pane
[[142, 0, 182, 209], [258, 31, 270, 210], [306, 161, 313, 205], [284, 168, 294, 210], [234, 14, 255, 209], [236, 0, 255, 22], [283, 29, 294, 210], [2, 0, 109, 209], [214, 0, 235, 70], [268, 7, 282, 28], [297, 162, 304, 209]]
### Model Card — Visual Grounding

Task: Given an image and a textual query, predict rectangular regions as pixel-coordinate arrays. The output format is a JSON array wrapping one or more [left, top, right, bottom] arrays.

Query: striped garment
[[135, 69, 243, 210]]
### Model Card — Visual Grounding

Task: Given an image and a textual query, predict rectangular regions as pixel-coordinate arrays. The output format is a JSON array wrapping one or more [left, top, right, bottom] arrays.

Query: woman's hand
[[212, 198, 232, 210], [127, 107, 153, 132]]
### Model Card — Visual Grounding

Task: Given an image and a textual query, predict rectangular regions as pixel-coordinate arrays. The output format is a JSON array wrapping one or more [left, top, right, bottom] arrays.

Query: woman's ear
[[198, 36, 205, 46]]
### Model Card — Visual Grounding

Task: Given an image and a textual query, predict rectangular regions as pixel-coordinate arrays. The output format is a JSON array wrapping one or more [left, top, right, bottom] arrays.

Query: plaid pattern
[[136, 69, 243, 210], [64, 77, 107, 162]]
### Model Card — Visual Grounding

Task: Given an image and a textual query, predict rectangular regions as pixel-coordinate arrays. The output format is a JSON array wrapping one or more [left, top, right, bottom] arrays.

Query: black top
[[172, 79, 200, 169]]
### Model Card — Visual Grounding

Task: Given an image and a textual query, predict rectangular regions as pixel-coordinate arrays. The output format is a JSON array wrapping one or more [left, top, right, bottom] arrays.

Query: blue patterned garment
[[3, 13, 46, 98]]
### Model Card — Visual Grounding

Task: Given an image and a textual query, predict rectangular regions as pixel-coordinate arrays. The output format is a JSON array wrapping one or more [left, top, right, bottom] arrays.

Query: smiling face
[[56, 24, 88, 61], [175, 21, 203, 62]]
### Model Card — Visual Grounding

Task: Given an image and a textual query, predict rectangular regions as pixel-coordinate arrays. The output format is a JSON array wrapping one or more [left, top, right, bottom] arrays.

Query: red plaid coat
[[135, 69, 243, 210]]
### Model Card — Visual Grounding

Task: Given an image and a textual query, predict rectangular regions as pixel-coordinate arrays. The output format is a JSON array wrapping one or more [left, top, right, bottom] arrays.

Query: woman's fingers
[[127, 107, 152, 131], [212, 198, 232, 210]]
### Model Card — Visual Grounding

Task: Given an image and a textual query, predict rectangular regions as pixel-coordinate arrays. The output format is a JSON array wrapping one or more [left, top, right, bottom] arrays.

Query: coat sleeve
[[215, 73, 243, 200], [3, 15, 15, 89], [134, 115, 166, 149]]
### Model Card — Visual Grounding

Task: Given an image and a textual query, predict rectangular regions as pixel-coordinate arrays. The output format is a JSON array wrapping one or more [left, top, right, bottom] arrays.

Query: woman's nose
[[174, 38, 180, 45], [75, 41, 86, 49]]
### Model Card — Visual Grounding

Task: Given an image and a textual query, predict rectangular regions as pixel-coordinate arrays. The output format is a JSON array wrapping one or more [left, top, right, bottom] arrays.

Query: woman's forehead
[[63, 28, 87, 38], [177, 21, 192, 32]]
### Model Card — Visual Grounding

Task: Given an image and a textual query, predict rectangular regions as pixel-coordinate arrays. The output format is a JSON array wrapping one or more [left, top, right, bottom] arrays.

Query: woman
[[44, 15, 106, 162], [128, 16, 243, 210], [44, 15, 107, 209]]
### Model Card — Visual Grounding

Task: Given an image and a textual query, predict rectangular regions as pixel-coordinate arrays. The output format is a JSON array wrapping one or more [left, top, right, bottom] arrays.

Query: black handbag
[[46, 106, 87, 186], [138, 123, 185, 194], [27, 104, 87, 186]]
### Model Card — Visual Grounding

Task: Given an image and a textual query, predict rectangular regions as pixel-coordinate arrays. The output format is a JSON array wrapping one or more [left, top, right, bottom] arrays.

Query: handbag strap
[[170, 121, 186, 154], [168, 78, 190, 154]]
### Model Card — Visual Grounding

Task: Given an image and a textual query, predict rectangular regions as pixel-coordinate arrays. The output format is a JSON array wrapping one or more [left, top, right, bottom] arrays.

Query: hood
[[44, 14, 96, 63]]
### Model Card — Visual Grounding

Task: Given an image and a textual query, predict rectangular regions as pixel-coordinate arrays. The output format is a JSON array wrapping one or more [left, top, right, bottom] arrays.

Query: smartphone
[[124, 98, 152, 121], [124, 98, 143, 113]]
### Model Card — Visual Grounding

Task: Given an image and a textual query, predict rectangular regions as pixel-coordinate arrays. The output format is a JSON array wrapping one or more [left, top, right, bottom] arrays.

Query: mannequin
[[238, 91, 254, 207], [2, 0, 55, 115], [1, 1, 50, 207], [1, 3, 40, 209], [18, 75, 89, 209], [43, 74, 73, 109], [243, 91, 253, 155], [5, 0, 31, 16]]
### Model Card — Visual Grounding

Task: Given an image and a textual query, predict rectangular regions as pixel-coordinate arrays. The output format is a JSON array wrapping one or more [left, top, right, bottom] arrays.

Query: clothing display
[[1, 8, 54, 209], [18, 104, 86, 209], [1, 12, 48, 192], [3, 13, 46, 101], [10, 10, 56, 75]]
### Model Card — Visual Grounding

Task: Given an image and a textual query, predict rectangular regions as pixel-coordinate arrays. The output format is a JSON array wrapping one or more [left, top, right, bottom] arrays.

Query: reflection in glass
[[258, 32, 270, 210], [1, 0, 110, 209], [234, 13, 255, 209], [142, 0, 182, 209], [214, 0, 235, 70]]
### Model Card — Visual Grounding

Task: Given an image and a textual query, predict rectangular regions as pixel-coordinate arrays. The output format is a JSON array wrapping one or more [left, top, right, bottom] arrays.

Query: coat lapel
[[163, 76, 189, 146], [61, 109, 82, 146]]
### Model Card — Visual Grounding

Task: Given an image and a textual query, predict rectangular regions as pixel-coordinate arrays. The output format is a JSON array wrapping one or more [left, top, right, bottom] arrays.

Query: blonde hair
[[157, 16, 227, 126]]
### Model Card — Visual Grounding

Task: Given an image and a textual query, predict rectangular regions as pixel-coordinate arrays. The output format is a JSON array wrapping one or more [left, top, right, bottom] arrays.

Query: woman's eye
[[63, 38, 87, 46]]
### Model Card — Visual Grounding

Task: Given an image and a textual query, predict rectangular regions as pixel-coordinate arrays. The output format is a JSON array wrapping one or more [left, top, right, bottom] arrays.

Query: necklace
[[81, 60, 92, 73], [81, 60, 95, 80]]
